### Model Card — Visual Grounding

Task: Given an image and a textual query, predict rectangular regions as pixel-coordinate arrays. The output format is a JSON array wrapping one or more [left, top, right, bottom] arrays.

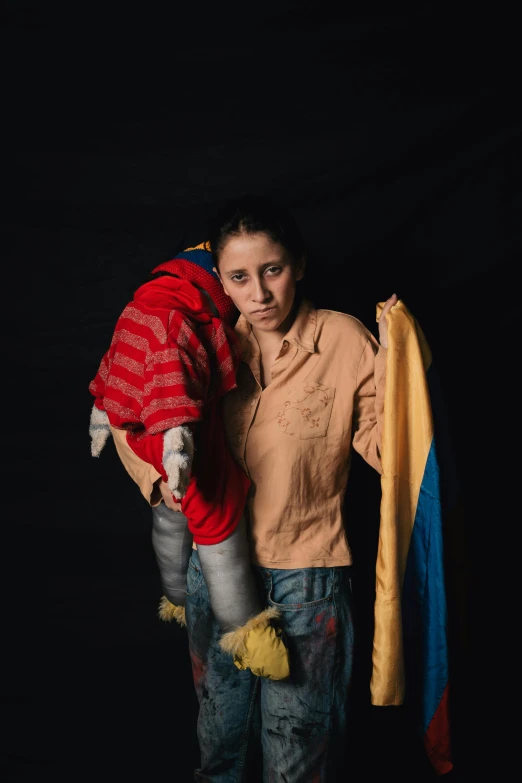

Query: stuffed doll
[[88, 243, 289, 681]]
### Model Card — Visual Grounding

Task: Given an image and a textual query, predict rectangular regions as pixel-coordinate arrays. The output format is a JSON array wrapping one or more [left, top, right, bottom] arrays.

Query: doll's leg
[[198, 517, 290, 682], [196, 515, 261, 630], [151, 503, 192, 623]]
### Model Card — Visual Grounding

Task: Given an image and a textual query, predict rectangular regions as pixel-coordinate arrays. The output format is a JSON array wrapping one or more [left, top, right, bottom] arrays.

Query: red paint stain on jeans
[[326, 616, 337, 639], [190, 648, 205, 687]]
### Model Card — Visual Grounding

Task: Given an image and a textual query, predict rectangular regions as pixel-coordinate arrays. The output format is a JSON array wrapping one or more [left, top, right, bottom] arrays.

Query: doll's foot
[[219, 607, 290, 681], [158, 596, 186, 626]]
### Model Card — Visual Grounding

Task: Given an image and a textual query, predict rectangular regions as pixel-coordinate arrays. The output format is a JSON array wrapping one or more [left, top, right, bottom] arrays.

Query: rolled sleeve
[[352, 339, 387, 475], [110, 426, 163, 506]]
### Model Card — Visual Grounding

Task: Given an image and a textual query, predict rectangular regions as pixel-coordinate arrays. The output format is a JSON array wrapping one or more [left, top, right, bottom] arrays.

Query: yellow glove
[[220, 608, 290, 681], [158, 596, 186, 626]]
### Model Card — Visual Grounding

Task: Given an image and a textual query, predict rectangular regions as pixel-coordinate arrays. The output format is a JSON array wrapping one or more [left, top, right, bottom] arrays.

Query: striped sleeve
[[141, 309, 211, 435], [89, 304, 211, 435]]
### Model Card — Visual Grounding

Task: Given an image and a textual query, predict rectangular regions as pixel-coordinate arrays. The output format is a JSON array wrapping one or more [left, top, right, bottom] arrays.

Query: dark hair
[[208, 193, 306, 268]]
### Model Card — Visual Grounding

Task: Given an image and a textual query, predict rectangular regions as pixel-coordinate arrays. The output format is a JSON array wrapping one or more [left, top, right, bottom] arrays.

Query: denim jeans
[[185, 549, 354, 782]]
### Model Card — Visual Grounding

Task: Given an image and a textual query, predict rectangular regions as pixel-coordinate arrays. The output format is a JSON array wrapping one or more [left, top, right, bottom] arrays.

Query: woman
[[184, 192, 397, 782]]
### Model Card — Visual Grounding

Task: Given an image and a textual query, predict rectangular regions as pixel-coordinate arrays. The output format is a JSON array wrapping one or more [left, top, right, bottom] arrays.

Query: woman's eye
[[266, 266, 282, 276], [231, 274, 246, 282]]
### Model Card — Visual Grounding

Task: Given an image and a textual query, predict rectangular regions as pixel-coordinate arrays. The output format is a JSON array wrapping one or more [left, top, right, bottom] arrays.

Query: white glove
[[89, 406, 111, 457], [162, 425, 194, 499]]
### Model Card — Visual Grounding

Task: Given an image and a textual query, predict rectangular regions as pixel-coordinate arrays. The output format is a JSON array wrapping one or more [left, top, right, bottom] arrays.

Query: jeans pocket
[[265, 568, 334, 611]]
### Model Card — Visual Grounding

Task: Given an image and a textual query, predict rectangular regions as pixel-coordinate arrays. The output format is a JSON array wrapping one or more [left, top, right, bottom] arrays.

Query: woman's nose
[[251, 277, 271, 302]]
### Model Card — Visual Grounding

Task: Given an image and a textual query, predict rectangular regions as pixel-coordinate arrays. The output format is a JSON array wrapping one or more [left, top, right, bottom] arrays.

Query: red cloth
[[152, 258, 237, 325], [89, 271, 249, 543], [181, 397, 251, 545]]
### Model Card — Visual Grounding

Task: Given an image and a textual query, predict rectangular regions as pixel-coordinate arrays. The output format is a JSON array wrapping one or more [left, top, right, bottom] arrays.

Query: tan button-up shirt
[[223, 300, 387, 568]]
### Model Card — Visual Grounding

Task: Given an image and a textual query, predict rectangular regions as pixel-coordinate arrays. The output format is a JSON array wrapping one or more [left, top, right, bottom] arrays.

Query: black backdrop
[[3, 3, 518, 780]]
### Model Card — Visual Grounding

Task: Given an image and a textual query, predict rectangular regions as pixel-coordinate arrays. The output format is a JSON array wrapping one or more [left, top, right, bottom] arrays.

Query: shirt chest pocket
[[276, 381, 335, 440]]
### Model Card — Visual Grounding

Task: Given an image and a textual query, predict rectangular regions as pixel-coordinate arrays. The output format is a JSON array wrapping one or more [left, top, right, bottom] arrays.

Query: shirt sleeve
[[108, 311, 212, 495], [89, 349, 110, 409], [110, 426, 163, 506], [141, 312, 212, 435], [351, 337, 387, 475], [124, 311, 212, 483]]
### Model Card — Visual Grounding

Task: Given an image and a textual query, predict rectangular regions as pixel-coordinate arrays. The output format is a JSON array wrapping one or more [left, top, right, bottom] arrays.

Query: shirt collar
[[234, 298, 317, 360]]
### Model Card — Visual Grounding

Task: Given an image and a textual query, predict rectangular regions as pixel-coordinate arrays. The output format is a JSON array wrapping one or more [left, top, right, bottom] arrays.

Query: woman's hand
[[378, 293, 398, 349], [158, 479, 183, 512]]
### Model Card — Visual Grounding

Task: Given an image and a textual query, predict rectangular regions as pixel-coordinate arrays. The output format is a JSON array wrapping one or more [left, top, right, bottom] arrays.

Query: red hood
[[152, 258, 237, 324], [133, 273, 215, 325]]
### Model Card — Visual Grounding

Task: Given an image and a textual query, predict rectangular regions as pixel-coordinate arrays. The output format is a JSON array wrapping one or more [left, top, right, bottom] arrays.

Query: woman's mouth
[[252, 307, 276, 318]]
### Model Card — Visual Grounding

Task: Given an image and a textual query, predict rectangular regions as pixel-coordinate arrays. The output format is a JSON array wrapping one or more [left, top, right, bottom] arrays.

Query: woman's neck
[[251, 326, 285, 356]]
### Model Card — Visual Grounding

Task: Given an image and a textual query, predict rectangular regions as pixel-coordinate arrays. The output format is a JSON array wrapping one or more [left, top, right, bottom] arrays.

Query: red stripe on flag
[[424, 681, 453, 775]]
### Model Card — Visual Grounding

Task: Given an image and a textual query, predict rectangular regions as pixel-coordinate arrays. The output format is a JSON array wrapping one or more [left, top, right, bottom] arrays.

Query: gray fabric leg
[[197, 516, 262, 632], [151, 504, 192, 607]]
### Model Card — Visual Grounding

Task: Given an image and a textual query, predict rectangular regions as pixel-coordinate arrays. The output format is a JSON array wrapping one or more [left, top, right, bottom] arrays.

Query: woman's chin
[[248, 303, 294, 334], [254, 313, 286, 333]]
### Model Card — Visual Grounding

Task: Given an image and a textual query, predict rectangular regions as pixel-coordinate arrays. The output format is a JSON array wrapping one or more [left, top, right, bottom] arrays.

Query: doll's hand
[[378, 294, 398, 349], [89, 405, 111, 457], [162, 425, 195, 498]]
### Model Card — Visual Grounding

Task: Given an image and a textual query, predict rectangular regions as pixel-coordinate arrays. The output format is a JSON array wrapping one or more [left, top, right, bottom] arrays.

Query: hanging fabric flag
[[371, 299, 454, 776]]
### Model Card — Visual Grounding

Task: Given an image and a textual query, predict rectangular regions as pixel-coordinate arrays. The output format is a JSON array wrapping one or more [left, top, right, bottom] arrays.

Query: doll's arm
[[88, 345, 114, 457], [138, 315, 211, 498]]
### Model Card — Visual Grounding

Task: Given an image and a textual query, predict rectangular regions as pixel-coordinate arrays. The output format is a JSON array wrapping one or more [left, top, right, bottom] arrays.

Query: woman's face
[[216, 232, 304, 334]]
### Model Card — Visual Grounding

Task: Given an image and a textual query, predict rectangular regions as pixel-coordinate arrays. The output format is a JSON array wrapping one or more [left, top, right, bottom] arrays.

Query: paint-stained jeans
[[185, 549, 354, 783]]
